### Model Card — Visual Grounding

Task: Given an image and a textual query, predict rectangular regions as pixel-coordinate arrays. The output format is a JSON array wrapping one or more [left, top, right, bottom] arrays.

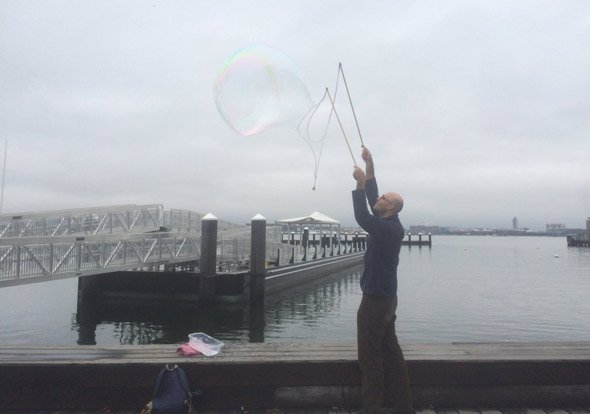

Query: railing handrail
[[0, 232, 201, 286], [0, 213, 365, 287], [0, 205, 165, 238], [0, 204, 162, 221]]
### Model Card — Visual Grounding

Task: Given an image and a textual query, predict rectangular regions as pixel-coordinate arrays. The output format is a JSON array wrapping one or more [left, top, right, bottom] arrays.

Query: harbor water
[[0, 236, 589, 345]]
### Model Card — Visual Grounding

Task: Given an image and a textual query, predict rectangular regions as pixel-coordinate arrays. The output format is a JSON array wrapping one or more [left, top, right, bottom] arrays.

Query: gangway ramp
[[0, 205, 292, 288], [0, 204, 164, 238], [0, 231, 201, 288]]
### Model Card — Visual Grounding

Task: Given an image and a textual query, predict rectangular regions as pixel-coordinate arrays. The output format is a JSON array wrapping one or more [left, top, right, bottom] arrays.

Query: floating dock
[[567, 234, 590, 247], [402, 232, 432, 247]]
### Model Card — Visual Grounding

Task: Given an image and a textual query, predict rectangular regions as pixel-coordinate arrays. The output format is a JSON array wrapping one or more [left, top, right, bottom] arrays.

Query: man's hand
[[361, 146, 372, 163], [353, 166, 366, 190], [361, 146, 375, 179]]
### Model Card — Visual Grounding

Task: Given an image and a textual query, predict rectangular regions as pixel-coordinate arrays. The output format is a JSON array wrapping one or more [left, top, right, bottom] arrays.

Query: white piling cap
[[202, 213, 217, 220], [252, 213, 266, 221]]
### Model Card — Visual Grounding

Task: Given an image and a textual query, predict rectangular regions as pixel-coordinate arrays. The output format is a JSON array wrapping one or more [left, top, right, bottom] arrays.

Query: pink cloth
[[176, 343, 203, 356]]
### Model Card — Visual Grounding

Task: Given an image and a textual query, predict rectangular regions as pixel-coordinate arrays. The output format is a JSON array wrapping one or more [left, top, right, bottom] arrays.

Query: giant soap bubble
[[214, 45, 315, 136]]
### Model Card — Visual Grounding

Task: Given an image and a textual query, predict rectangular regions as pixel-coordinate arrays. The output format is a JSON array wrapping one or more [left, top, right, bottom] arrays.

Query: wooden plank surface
[[7, 405, 590, 413], [2, 341, 590, 364], [1, 342, 590, 411]]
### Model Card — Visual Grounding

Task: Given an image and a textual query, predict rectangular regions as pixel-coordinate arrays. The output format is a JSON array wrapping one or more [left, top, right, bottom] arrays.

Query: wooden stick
[[326, 88, 357, 166], [339, 63, 364, 146]]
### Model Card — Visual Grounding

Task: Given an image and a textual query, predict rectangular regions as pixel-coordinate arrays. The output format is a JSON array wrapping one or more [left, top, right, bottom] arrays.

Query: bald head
[[373, 191, 404, 217]]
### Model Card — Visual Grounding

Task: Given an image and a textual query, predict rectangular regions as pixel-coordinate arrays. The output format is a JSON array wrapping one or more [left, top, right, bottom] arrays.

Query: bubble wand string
[[339, 62, 364, 146], [326, 87, 357, 166]]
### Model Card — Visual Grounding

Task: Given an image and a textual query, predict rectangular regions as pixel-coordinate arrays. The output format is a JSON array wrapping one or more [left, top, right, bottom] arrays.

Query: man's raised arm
[[361, 146, 378, 209], [362, 146, 374, 180]]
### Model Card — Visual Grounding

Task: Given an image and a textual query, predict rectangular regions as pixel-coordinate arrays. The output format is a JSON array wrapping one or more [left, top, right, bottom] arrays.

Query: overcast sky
[[1, 1, 588, 230]]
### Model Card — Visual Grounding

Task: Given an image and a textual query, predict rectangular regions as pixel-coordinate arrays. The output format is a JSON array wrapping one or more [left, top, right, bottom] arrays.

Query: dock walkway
[[1, 342, 589, 412]]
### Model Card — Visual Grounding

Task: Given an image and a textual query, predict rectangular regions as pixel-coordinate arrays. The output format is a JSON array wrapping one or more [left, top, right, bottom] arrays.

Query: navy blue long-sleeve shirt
[[352, 177, 404, 297]]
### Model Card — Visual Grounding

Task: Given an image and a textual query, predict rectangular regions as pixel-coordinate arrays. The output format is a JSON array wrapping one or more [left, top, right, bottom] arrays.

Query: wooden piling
[[249, 214, 266, 306], [199, 213, 217, 305]]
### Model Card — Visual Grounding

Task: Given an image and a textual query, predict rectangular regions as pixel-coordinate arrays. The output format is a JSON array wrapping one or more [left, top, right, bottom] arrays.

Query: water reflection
[[11, 236, 586, 346], [73, 267, 362, 345]]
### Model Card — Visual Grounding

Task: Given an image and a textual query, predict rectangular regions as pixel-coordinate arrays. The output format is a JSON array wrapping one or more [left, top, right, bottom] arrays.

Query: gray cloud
[[0, 0, 588, 230]]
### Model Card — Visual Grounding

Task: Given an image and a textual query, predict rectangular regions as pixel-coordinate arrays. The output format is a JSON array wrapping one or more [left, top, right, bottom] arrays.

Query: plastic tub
[[188, 332, 224, 356]]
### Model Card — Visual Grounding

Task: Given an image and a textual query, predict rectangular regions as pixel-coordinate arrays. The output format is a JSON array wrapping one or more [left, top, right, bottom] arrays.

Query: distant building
[[409, 225, 440, 235], [512, 217, 519, 231], [546, 223, 567, 235], [587, 217, 590, 233]]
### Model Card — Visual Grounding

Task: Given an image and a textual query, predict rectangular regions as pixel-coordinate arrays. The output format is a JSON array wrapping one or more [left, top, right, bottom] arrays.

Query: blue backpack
[[152, 364, 196, 414]]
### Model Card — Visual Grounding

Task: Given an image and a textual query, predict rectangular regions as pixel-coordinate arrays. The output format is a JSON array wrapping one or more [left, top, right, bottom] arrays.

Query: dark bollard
[[76, 275, 100, 345], [419, 233, 422, 248], [429, 232, 432, 247], [249, 303, 265, 342], [249, 214, 266, 307], [408, 232, 412, 247], [199, 213, 217, 306], [77, 275, 99, 314]]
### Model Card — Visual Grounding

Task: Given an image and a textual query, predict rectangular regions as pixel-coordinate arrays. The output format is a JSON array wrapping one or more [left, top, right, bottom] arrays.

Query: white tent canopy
[[277, 211, 340, 226]]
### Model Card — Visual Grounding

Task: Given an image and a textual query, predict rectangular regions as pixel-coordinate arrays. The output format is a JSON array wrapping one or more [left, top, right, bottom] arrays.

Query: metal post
[[302, 227, 309, 261], [48, 243, 54, 274], [15, 246, 21, 279], [199, 213, 217, 305], [331, 233, 335, 256], [250, 214, 266, 306], [76, 239, 83, 272]]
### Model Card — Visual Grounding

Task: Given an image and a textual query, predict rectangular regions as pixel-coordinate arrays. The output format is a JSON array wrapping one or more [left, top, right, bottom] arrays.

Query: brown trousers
[[357, 294, 413, 414]]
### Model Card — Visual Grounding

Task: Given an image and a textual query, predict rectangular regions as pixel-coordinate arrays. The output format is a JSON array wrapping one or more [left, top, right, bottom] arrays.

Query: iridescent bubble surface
[[213, 45, 314, 136]]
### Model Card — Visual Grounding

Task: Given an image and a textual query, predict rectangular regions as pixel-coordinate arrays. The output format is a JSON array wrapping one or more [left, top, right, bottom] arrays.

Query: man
[[352, 146, 414, 414]]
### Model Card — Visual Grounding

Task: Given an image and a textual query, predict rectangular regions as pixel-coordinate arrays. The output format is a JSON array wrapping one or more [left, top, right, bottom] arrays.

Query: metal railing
[[0, 205, 246, 239], [0, 222, 281, 285], [0, 205, 164, 238], [0, 232, 200, 286], [0, 210, 359, 287]]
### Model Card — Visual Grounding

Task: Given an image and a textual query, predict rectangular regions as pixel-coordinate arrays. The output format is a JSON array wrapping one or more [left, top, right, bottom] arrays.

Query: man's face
[[373, 194, 395, 214]]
